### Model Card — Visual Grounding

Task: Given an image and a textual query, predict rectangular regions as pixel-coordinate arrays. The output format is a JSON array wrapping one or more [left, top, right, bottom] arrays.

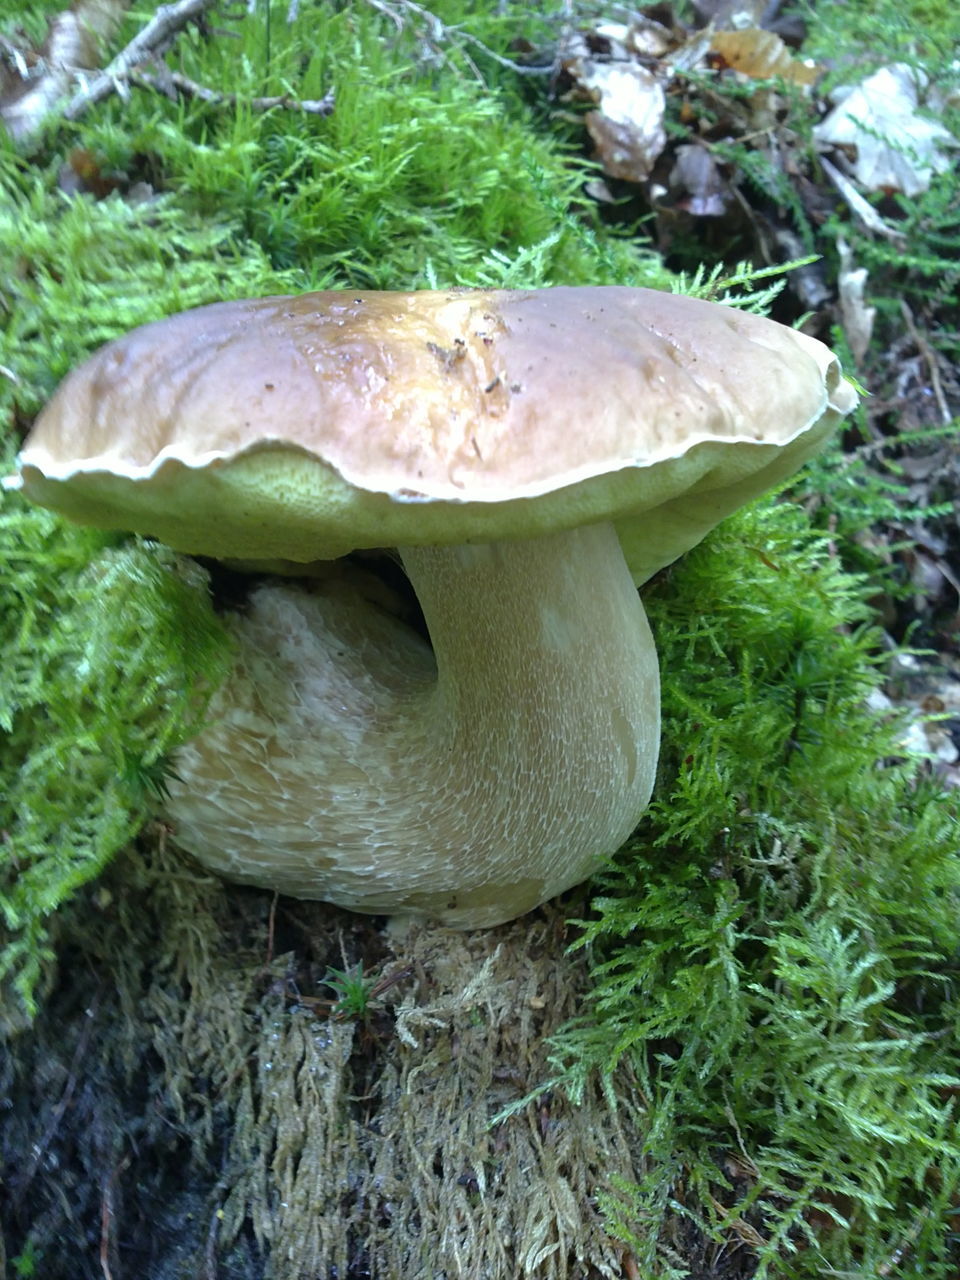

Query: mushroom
[[11, 287, 857, 927]]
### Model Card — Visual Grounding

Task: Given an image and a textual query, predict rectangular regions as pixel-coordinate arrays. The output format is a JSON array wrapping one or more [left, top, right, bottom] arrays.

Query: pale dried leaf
[[814, 64, 958, 197], [583, 176, 616, 203], [623, 16, 677, 59], [837, 236, 876, 365], [572, 59, 667, 182]]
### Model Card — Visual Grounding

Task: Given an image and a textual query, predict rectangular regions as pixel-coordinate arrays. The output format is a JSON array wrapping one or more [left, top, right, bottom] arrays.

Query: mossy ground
[[551, 501, 960, 1277], [1, 837, 650, 1279], [1, 2, 959, 1277]]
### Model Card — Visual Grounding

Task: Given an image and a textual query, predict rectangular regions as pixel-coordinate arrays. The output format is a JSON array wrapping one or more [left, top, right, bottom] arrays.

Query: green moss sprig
[[546, 498, 960, 1277], [0, 493, 232, 1018]]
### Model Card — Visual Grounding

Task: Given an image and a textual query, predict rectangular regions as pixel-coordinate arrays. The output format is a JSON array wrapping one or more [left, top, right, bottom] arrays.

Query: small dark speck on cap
[[264, 383, 275, 391]]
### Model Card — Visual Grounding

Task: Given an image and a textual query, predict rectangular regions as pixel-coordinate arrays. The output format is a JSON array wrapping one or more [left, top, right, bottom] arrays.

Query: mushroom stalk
[[166, 521, 659, 927]]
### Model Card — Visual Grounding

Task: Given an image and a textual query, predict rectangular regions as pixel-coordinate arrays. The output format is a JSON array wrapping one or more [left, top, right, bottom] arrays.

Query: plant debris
[[814, 63, 958, 198], [0, 0, 129, 141], [0, 838, 651, 1280]]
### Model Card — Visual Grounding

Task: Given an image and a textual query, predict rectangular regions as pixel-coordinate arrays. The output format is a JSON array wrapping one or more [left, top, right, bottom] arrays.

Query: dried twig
[[98, 1154, 130, 1280], [63, 0, 221, 121], [99, 1173, 115, 1280], [900, 300, 953, 424], [59, 0, 334, 123], [0, 0, 130, 142], [818, 154, 906, 242], [265, 890, 278, 967], [365, 0, 554, 77], [131, 66, 334, 115]]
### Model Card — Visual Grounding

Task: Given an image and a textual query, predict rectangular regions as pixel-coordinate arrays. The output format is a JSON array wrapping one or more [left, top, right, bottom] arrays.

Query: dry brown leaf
[[710, 28, 818, 87]]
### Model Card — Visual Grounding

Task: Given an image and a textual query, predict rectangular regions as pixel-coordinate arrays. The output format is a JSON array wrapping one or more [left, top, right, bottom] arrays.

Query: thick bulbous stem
[[165, 522, 660, 928]]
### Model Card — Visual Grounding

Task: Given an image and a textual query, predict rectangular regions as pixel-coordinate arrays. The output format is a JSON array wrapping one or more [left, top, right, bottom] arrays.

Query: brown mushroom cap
[[14, 286, 855, 582]]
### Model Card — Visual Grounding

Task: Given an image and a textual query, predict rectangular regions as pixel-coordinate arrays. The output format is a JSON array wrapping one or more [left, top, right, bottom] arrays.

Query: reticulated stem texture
[[166, 521, 660, 927]]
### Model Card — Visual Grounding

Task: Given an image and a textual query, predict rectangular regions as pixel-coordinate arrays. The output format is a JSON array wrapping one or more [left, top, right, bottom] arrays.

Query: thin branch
[[132, 66, 334, 115], [900, 300, 953, 424], [0, 0, 129, 142], [458, 25, 554, 76], [365, 0, 554, 77], [818, 154, 906, 243], [63, 0, 221, 121], [265, 890, 278, 967]]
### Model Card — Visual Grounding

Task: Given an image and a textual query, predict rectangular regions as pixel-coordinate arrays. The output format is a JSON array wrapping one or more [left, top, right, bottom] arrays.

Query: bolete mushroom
[[11, 287, 857, 927]]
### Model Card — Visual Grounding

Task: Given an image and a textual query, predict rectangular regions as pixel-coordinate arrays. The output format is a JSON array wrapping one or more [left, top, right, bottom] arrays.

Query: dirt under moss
[[1, 828, 656, 1280]]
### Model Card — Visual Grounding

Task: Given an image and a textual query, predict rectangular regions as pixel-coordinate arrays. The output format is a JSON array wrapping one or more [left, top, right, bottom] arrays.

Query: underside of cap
[[14, 286, 857, 579]]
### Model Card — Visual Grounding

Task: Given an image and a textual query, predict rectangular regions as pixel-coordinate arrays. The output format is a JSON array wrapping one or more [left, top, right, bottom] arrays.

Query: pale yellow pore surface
[[166, 522, 659, 927]]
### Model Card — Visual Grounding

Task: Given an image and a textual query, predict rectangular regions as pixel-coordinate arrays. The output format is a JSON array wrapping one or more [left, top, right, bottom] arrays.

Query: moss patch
[[547, 499, 960, 1277], [1, 835, 651, 1279], [0, 497, 231, 1018]]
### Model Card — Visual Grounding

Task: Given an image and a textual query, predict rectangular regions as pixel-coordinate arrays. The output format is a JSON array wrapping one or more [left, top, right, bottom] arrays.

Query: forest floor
[[1, 1, 959, 1277]]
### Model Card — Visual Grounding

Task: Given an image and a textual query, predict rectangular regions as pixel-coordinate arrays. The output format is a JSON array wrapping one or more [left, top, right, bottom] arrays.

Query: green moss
[[0, 491, 232, 1017], [0, 3, 667, 410], [51, 2, 665, 292], [543, 498, 960, 1276], [803, 0, 960, 60]]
